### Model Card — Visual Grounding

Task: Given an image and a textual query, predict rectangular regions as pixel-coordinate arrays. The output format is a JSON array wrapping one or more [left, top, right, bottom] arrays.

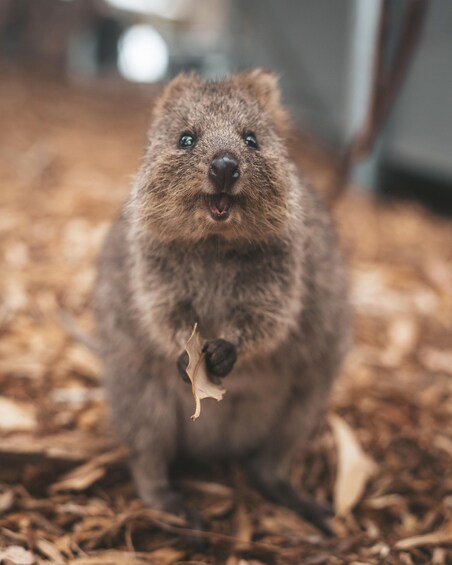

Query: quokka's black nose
[[209, 153, 240, 192]]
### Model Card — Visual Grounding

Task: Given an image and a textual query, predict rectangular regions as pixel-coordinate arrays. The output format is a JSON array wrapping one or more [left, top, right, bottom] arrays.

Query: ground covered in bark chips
[[0, 68, 451, 564]]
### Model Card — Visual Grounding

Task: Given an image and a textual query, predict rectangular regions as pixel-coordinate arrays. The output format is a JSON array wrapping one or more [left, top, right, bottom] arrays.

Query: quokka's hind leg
[[130, 448, 206, 531], [245, 390, 334, 537], [104, 355, 205, 531]]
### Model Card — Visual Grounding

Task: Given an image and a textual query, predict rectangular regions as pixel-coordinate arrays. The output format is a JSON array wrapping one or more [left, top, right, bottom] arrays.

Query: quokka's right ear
[[150, 73, 200, 121], [234, 69, 290, 137], [235, 69, 282, 107], [161, 72, 200, 101]]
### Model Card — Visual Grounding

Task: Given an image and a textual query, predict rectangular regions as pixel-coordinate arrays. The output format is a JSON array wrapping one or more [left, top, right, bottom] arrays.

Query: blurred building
[[229, 0, 452, 208], [0, 0, 451, 209]]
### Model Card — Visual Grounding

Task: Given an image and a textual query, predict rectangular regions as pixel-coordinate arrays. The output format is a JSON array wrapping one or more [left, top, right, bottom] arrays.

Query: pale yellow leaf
[[225, 505, 254, 565], [419, 347, 452, 376], [382, 316, 418, 367], [0, 546, 36, 565], [184, 323, 226, 421], [234, 504, 253, 543], [179, 478, 234, 496], [0, 489, 14, 514], [0, 397, 37, 431], [50, 446, 128, 493], [68, 551, 157, 564], [35, 539, 65, 564], [395, 529, 452, 550], [145, 547, 186, 563], [329, 414, 377, 516]]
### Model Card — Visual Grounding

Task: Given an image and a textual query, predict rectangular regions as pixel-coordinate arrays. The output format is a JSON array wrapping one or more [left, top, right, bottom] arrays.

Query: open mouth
[[205, 193, 234, 221]]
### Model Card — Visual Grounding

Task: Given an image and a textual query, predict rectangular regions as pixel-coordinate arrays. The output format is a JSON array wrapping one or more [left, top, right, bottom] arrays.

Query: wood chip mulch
[[0, 68, 451, 564]]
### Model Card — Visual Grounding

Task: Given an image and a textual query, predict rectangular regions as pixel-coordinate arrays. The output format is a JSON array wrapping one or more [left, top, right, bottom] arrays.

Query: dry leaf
[[50, 446, 128, 493], [68, 551, 156, 564], [381, 316, 418, 367], [179, 479, 234, 496], [203, 497, 235, 519], [366, 494, 406, 510], [226, 505, 253, 565], [145, 547, 186, 563], [0, 489, 15, 515], [184, 323, 225, 421], [64, 345, 102, 381], [0, 546, 36, 565], [329, 415, 377, 516], [0, 397, 37, 431], [395, 529, 452, 550], [35, 539, 65, 563], [234, 504, 253, 544], [0, 430, 115, 463], [432, 547, 447, 565], [419, 347, 452, 376], [51, 386, 102, 407]]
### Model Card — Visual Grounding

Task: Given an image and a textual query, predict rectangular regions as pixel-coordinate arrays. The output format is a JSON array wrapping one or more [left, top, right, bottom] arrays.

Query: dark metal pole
[[330, 0, 429, 203]]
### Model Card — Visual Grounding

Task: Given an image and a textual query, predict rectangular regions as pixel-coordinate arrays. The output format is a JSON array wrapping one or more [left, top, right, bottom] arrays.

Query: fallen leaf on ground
[[35, 539, 65, 563], [50, 446, 128, 493], [226, 505, 253, 565], [144, 547, 186, 563], [0, 546, 36, 565], [68, 551, 159, 564], [184, 323, 226, 421], [329, 414, 377, 516], [63, 344, 101, 381], [234, 504, 253, 544], [395, 528, 452, 550], [382, 316, 418, 367], [203, 497, 235, 519], [419, 347, 452, 376], [0, 489, 15, 515], [0, 397, 36, 431], [0, 430, 114, 464], [179, 479, 234, 496]]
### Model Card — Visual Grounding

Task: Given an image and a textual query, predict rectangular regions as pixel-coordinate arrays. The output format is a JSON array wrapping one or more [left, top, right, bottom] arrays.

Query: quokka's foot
[[147, 486, 208, 534], [251, 475, 334, 537]]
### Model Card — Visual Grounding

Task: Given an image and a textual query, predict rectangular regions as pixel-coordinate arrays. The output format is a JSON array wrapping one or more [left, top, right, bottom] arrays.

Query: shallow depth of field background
[[0, 1, 451, 564]]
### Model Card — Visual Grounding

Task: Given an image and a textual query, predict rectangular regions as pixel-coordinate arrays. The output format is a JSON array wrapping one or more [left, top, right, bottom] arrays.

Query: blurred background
[[1, 0, 452, 208], [0, 2, 451, 563]]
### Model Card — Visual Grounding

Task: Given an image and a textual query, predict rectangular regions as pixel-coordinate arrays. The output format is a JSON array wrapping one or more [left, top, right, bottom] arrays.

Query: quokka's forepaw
[[203, 339, 237, 377]]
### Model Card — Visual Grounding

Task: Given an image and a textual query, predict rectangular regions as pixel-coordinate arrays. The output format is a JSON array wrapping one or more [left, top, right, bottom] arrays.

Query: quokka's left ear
[[234, 69, 290, 136]]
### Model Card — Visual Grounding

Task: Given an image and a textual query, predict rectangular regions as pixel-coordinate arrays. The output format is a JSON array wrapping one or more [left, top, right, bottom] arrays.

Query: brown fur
[[93, 70, 350, 533]]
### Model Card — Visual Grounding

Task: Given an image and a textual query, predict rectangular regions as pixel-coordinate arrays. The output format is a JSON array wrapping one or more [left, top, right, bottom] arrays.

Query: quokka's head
[[130, 70, 298, 243]]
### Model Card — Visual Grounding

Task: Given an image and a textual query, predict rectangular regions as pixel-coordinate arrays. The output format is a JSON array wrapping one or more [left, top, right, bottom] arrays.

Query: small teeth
[[206, 193, 233, 220]]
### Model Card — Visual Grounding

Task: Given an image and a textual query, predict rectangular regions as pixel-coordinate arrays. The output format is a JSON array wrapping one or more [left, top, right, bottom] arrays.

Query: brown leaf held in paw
[[184, 323, 226, 421]]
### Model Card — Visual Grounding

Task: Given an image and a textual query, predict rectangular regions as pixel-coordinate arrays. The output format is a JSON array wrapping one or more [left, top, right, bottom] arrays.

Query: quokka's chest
[[147, 245, 298, 336], [172, 262, 245, 338]]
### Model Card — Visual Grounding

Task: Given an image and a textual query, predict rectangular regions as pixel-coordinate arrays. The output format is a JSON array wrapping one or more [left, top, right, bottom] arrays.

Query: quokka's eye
[[244, 132, 259, 149], [179, 132, 196, 148]]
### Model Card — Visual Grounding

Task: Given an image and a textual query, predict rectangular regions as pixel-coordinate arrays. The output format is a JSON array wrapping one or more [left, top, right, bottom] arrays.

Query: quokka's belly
[[175, 363, 293, 459]]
